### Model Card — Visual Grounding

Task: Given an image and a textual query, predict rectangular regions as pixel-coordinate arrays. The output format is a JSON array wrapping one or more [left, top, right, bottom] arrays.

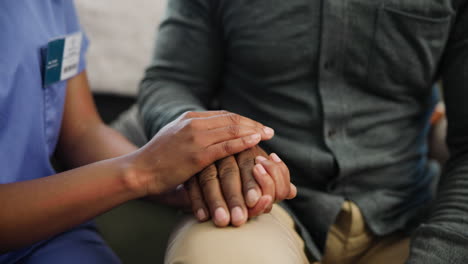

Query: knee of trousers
[[164, 205, 308, 264]]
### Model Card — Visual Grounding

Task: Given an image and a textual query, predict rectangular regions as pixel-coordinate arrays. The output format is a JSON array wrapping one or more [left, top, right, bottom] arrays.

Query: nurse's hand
[[125, 111, 274, 197]]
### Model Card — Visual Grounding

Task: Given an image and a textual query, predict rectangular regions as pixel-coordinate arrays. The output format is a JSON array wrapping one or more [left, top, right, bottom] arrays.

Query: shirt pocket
[[367, 4, 453, 97]]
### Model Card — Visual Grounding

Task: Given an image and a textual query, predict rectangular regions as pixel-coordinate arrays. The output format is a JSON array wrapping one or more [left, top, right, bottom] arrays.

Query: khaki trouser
[[165, 201, 410, 264]]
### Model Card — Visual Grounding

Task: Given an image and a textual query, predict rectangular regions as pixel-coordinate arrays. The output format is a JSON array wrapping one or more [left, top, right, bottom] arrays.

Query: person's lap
[[356, 233, 410, 264], [165, 205, 309, 264], [22, 223, 121, 264], [166, 202, 410, 264], [319, 201, 410, 264]]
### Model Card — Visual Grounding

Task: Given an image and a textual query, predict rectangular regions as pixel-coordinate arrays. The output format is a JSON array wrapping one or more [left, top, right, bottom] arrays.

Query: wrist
[[120, 149, 171, 197], [117, 153, 153, 198]]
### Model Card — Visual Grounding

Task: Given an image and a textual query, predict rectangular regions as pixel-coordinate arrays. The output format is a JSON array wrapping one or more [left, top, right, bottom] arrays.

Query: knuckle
[[240, 135, 254, 147], [198, 167, 218, 188], [200, 164, 217, 177], [269, 165, 282, 177], [190, 196, 205, 206], [237, 148, 254, 160], [199, 176, 218, 189], [227, 113, 241, 125], [238, 156, 254, 170], [218, 155, 236, 166], [243, 177, 259, 189], [227, 125, 240, 137], [218, 166, 238, 181], [222, 141, 234, 155]]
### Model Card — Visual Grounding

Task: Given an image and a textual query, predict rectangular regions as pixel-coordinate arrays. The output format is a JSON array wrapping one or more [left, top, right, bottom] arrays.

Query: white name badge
[[44, 32, 83, 86]]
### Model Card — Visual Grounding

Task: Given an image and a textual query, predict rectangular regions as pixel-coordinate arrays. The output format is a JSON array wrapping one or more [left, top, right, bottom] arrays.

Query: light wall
[[75, 0, 167, 96]]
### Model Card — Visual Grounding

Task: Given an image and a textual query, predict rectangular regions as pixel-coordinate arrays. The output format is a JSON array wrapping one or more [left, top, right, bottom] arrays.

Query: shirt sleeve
[[138, 0, 222, 137], [77, 33, 89, 75], [407, 2, 468, 263], [65, 0, 90, 75]]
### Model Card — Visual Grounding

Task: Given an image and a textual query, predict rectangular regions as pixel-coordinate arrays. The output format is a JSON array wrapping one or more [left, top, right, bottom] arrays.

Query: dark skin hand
[[186, 145, 297, 227], [0, 72, 275, 253]]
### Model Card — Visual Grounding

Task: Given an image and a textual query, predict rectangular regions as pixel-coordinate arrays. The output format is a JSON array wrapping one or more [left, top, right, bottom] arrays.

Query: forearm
[[56, 121, 138, 168], [56, 71, 139, 168], [0, 155, 141, 253], [57, 120, 190, 208], [138, 0, 222, 138], [407, 3, 468, 262], [407, 154, 468, 263]]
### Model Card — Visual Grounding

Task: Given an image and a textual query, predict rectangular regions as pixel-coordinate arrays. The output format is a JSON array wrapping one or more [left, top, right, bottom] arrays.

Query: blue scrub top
[[0, 0, 88, 184], [0, 1, 92, 263]]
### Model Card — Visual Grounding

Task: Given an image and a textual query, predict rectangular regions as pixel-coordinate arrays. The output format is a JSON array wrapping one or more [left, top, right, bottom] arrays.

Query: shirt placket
[[318, 0, 351, 193]]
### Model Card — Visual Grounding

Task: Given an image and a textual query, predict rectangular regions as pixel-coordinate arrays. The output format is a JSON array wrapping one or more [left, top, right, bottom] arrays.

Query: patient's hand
[[185, 145, 296, 227]]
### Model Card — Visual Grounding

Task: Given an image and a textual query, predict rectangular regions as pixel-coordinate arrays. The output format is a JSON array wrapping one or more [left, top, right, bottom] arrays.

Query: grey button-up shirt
[[139, 0, 468, 262]]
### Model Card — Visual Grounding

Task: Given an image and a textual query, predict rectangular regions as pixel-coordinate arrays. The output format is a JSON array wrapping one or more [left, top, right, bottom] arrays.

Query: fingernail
[[231, 207, 244, 224], [246, 189, 260, 207], [270, 153, 282, 163], [255, 164, 267, 175], [196, 208, 207, 221], [214, 207, 228, 225], [263, 127, 275, 137], [247, 133, 261, 144], [255, 156, 268, 163]]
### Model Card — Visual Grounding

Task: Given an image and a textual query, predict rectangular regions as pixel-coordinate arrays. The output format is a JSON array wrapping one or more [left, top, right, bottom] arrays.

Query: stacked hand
[[131, 110, 296, 226], [128, 111, 275, 197], [185, 145, 296, 227]]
